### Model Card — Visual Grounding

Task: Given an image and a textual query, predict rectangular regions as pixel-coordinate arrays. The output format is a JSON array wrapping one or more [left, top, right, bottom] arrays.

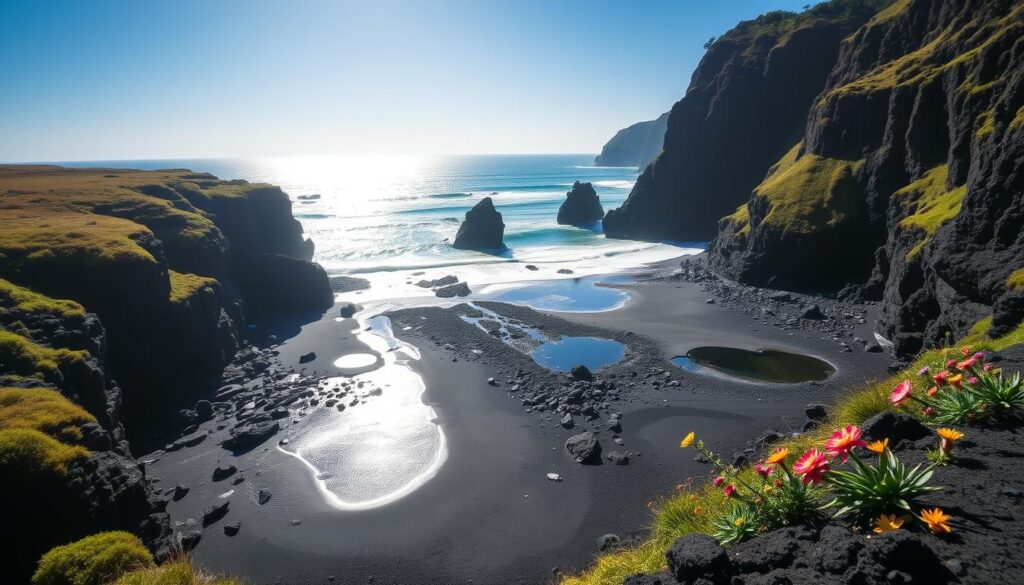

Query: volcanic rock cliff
[[709, 0, 1024, 355], [603, 1, 889, 242], [0, 165, 333, 580], [594, 112, 669, 169]]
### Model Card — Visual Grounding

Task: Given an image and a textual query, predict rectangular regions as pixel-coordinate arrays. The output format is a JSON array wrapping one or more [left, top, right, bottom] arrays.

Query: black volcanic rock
[[595, 112, 669, 169], [603, 5, 880, 242], [452, 197, 505, 251], [565, 431, 602, 464], [232, 253, 333, 318], [557, 182, 605, 227], [709, 0, 1024, 355]]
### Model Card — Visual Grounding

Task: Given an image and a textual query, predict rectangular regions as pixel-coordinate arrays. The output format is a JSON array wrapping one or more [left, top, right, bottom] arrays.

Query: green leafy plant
[[710, 503, 757, 545], [823, 442, 939, 524], [966, 370, 1024, 413]]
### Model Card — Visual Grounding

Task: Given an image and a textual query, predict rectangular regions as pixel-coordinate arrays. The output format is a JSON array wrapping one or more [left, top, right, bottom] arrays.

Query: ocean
[[60, 154, 696, 301]]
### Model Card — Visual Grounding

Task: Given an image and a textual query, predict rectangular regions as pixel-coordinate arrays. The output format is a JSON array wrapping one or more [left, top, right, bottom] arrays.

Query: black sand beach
[[144, 268, 891, 585]]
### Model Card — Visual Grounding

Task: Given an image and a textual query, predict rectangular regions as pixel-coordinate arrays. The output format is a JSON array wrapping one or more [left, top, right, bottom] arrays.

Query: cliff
[[710, 0, 1024, 355], [594, 112, 669, 169], [603, 1, 889, 242], [0, 165, 333, 580]]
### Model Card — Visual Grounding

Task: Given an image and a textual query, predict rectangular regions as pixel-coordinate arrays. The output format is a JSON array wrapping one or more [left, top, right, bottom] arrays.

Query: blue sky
[[1, 0, 814, 161]]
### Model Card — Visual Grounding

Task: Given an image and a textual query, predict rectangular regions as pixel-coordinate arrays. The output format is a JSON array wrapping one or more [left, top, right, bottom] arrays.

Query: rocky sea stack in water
[[557, 181, 605, 227], [452, 196, 506, 251]]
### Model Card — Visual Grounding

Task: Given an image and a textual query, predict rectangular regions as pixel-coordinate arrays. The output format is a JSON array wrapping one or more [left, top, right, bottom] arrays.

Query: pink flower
[[923, 407, 934, 416], [724, 484, 737, 498], [713, 476, 724, 488], [984, 363, 994, 372], [973, 352, 985, 360], [934, 371, 949, 386], [890, 380, 913, 405], [917, 367, 930, 377], [825, 425, 867, 463], [793, 449, 830, 485], [947, 359, 958, 368], [754, 463, 774, 478], [967, 376, 979, 385], [957, 357, 979, 370]]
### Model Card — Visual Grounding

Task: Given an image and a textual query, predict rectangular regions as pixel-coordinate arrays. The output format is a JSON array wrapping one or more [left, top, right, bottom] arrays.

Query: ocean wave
[[427, 192, 473, 199], [593, 180, 636, 189]]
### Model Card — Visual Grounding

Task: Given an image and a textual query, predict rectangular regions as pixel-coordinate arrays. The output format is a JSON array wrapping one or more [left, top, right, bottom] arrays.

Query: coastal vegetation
[[562, 320, 1024, 585], [893, 165, 967, 260], [0, 329, 88, 381], [32, 532, 154, 585]]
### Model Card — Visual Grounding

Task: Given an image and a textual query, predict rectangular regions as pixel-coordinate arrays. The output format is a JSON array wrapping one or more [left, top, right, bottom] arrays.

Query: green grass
[[0, 427, 89, 477], [753, 142, 863, 234], [169, 271, 217, 304], [0, 387, 96, 444], [823, 3, 1024, 102], [0, 278, 84, 318], [561, 318, 1024, 585], [894, 165, 967, 260], [1008, 269, 1024, 291], [723, 204, 751, 236], [1011, 106, 1024, 130], [866, 0, 909, 25], [0, 329, 88, 381], [32, 531, 154, 585], [976, 110, 996, 138], [115, 559, 244, 585]]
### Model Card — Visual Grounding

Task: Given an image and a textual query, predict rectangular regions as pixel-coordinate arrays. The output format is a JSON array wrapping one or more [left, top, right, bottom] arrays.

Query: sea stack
[[452, 197, 506, 251], [557, 181, 604, 227]]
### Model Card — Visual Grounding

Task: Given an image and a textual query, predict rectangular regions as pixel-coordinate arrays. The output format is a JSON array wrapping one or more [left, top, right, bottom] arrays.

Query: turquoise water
[[532, 337, 626, 373], [57, 155, 664, 276]]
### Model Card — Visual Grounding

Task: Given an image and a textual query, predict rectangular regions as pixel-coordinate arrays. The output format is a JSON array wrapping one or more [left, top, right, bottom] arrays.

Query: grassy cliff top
[[169, 270, 218, 304], [0, 165, 280, 269], [0, 329, 88, 381], [0, 387, 95, 445], [720, 0, 893, 51], [0, 278, 84, 318]]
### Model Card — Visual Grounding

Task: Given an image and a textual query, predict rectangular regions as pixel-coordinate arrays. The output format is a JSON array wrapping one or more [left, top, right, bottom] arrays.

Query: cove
[[672, 346, 834, 384]]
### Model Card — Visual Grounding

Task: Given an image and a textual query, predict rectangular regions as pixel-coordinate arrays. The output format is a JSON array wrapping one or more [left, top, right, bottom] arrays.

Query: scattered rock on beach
[[257, 488, 272, 505], [329, 275, 370, 293], [417, 275, 458, 288], [299, 352, 316, 363], [560, 413, 574, 429], [801, 304, 826, 320], [525, 264, 539, 271], [224, 521, 241, 536], [435, 282, 471, 298], [607, 451, 629, 465], [172, 485, 190, 501], [202, 501, 230, 526], [222, 421, 280, 451], [339, 302, 357, 318], [565, 431, 602, 464], [212, 464, 237, 481], [570, 365, 594, 382], [546, 473, 562, 482], [177, 530, 202, 551]]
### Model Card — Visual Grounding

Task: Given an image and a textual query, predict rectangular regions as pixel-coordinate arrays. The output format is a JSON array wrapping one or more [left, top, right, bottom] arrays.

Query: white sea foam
[[593, 179, 636, 189]]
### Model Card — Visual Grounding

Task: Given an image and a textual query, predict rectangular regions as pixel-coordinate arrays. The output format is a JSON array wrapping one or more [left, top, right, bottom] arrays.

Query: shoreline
[[143, 253, 892, 585]]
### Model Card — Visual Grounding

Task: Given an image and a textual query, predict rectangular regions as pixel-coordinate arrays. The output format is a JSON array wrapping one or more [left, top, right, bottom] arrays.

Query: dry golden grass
[[114, 557, 245, 585], [0, 278, 84, 318], [0, 329, 88, 380], [0, 387, 96, 444], [169, 271, 217, 304]]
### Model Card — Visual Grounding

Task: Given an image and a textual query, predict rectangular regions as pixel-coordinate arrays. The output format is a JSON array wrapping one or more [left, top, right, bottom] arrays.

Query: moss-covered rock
[[32, 531, 154, 585], [0, 387, 96, 444]]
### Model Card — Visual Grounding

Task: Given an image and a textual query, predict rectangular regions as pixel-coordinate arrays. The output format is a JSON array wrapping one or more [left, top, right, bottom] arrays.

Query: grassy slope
[[0, 387, 95, 478], [893, 164, 967, 260], [169, 271, 217, 305], [0, 329, 88, 380], [0, 278, 85, 318]]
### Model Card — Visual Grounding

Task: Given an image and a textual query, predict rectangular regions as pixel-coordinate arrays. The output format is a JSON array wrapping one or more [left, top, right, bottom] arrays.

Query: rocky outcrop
[[594, 112, 669, 169], [452, 197, 506, 251], [557, 181, 605, 227], [709, 0, 1024, 355], [603, 3, 885, 242], [231, 254, 333, 319]]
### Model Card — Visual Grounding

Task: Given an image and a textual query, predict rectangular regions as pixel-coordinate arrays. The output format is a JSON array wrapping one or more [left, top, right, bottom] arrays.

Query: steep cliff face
[[710, 0, 1024, 355], [0, 166, 331, 414], [594, 112, 669, 169], [603, 2, 888, 242]]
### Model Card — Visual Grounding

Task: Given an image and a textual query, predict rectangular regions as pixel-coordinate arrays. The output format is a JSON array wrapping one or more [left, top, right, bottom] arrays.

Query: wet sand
[[144, 272, 890, 585]]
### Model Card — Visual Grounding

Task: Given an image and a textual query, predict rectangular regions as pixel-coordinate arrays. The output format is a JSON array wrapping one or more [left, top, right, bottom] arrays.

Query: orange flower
[[948, 374, 964, 387], [693, 506, 702, 515], [825, 425, 867, 463], [937, 428, 964, 442], [765, 448, 789, 465], [960, 346, 972, 356], [926, 386, 939, 397], [865, 438, 889, 455], [873, 514, 904, 534], [920, 508, 952, 534]]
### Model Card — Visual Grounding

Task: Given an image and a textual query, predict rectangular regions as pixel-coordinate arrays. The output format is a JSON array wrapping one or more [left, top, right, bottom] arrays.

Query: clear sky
[[1, 0, 814, 161]]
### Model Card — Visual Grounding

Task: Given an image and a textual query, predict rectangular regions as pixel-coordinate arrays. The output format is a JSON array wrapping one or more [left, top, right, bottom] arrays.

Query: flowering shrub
[[682, 424, 953, 543], [891, 347, 1023, 423]]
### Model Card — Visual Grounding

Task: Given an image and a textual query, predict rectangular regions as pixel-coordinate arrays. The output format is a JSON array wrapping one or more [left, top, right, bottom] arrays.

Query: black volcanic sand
[[144, 276, 891, 585]]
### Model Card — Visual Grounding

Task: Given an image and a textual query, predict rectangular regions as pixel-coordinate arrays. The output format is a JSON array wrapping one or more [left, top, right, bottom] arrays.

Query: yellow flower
[[920, 508, 952, 534], [680, 432, 695, 448], [734, 517, 745, 527], [873, 514, 904, 534], [937, 428, 964, 442], [693, 506, 702, 515], [765, 448, 789, 465], [866, 438, 889, 455]]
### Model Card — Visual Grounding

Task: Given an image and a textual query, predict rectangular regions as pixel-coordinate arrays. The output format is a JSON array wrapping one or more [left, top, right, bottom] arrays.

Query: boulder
[[570, 365, 594, 382], [328, 275, 370, 293], [177, 530, 202, 551], [666, 533, 730, 583], [565, 431, 602, 464], [435, 282, 471, 298], [202, 501, 230, 526], [222, 420, 280, 451], [597, 533, 621, 552], [224, 521, 241, 536], [299, 352, 316, 363], [212, 464, 237, 481], [257, 488, 272, 505], [801, 304, 826, 320], [339, 303, 357, 318], [557, 181, 604, 227], [805, 403, 828, 422], [861, 411, 931, 443], [452, 197, 505, 251]]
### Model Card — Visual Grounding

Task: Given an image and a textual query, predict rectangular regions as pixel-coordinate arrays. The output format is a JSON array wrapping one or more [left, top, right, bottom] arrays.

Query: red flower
[[934, 371, 949, 386], [793, 449, 830, 485], [890, 380, 912, 405], [946, 359, 958, 368], [923, 407, 934, 417], [754, 463, 774, 478], [956, 357, 979, 370], [825, 425, 867, 463], [724, 484, 737, 498], [713, 476, 724, 488]]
